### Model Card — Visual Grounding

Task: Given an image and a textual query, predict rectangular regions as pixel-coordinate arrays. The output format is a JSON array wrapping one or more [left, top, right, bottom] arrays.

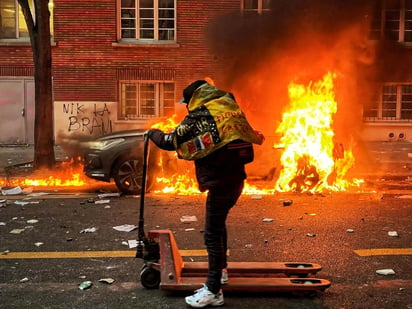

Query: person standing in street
[[147, 80, 264, 308]]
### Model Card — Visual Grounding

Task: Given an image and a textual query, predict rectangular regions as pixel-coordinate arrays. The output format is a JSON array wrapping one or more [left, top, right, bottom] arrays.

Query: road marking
[[0, 249, 208, 259], [354, 248, 412, 256]]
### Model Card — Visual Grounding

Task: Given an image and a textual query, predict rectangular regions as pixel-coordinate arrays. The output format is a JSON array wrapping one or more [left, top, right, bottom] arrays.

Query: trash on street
[[180, 215, 197, 223], [79, 281, 93, 290], [388, 231, 399, 237], [9, 228, 25, 234], [1, 186, 23, 195], [98, 278, 115, 284], [80, 227, 98, 233], [376, 269, 396, 275], [112, 224, 137, 232]]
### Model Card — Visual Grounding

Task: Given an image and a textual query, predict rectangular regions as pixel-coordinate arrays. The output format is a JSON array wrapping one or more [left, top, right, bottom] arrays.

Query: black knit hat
[[179, 80, 207, 103]]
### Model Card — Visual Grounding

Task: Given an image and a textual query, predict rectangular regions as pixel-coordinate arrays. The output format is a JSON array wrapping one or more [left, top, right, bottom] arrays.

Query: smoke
[[207, 0, 378, 177]]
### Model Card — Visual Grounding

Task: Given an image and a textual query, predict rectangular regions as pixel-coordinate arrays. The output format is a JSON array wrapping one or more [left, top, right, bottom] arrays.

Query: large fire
[[0, 73, 362, 195], [274, 72, 362, 193], [151, 72, 362, 195]]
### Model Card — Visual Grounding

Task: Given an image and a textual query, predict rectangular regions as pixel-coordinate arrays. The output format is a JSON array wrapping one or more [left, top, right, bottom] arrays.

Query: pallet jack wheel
[[140, 265, 160, 289]]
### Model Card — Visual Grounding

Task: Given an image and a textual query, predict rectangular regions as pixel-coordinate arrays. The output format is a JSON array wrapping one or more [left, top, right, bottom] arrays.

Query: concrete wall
[[362, 123, 412, 142]]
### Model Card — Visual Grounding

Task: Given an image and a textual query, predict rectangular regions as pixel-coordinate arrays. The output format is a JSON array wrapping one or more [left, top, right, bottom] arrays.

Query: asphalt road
[[0, 189, 411, 309]]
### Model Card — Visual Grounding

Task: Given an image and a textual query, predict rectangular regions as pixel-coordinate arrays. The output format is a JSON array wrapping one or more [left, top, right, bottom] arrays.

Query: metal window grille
[[120, 81, 175, 120], [364, 83, 412, 121]]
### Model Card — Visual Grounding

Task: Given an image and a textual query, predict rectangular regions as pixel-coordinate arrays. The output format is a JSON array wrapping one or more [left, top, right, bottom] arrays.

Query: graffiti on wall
[[60, 102, 113, 136]]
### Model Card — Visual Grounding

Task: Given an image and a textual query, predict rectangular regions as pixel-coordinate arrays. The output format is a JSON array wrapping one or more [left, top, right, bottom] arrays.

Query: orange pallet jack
[[136, 135, 331, 293]]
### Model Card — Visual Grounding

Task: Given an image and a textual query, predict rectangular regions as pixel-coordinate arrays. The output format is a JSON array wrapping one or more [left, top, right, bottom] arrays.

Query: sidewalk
[[0, 145, 69, 177]]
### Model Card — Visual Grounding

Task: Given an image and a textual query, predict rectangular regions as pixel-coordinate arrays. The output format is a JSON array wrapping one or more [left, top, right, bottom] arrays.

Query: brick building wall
[[0, 0, 243, 143]]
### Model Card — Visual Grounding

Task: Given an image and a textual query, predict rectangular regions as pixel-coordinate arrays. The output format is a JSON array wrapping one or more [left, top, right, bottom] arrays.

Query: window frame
[[241, 0, 271, 15], [0, 0, 54, 43], [118, 80, 175, 120], [369, 0, 412, 44], [117, 0, 176, 44], [364, 82, 412, 122]]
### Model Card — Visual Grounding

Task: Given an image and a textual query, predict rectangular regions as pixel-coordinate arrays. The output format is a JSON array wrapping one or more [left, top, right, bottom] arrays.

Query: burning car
[[82, 129, 160, 195]]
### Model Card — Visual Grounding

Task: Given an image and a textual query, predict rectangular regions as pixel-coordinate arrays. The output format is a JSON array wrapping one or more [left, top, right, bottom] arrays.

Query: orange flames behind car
[[0, 74, 362, 195]]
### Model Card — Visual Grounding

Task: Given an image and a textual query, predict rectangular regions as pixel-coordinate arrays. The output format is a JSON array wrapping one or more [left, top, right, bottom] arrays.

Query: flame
[[274, 72, 362, 193], [150, 115, 202, 195], [0, 159, 103, 190], [0, 74, 362, 195]]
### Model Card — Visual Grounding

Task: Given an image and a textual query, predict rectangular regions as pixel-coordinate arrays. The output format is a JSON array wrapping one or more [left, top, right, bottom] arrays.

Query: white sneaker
[[185, 284, 224, 308], [221, 268, 228, 285]]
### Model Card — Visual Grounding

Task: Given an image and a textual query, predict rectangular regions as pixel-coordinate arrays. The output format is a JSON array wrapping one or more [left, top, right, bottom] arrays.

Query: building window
[[120, 0, 175, 41], [241, 0, 271, 16], [369, 0, 412, 43], [364, 83, 412, 121], [120, 81, 175, 120], [0, 0, 53, 40]]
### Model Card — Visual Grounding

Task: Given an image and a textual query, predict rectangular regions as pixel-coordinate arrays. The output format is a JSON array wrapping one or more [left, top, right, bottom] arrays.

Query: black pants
[[204, 182, 244, 294]]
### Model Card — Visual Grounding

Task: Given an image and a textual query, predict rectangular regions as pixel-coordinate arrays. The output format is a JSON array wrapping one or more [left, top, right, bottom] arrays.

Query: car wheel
[[112, 155, 145, 195]]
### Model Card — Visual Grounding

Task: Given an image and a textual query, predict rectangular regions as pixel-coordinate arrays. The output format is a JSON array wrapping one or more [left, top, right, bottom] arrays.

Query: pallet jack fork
[[137, 134, 331, 293], [139, 229, 331, 292]]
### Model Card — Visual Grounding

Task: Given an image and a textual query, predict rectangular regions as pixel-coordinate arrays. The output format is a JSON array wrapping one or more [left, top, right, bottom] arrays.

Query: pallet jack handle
[[138, 132, 149, 242], [136, 133, 161, 261]]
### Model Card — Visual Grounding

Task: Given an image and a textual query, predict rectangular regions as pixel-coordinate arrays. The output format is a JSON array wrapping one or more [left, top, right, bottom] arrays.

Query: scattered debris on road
[[376, 269, 396, 275]]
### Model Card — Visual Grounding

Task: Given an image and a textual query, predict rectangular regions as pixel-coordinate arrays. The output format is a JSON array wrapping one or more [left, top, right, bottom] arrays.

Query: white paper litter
[[34, 242, 44, 247], [262, 218, 274, 222], [180, 215, 198, 223], [80, 227, 98, 233], [376, 269, 396, 275], [2, 186, 23, 196], [14, 201, 30, 206], [127, 239, 138, 248], [26, 219, 39, 224], [98, 193, 120, 198], [112, 224, 137, 232], [9, 228, 25, 234], [95, 199, 110, 204], [388, 231, 399, 237]]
